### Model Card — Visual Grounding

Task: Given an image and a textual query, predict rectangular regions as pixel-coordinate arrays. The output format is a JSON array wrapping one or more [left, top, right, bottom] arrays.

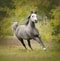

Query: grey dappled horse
[[12, 11, 46, 50]]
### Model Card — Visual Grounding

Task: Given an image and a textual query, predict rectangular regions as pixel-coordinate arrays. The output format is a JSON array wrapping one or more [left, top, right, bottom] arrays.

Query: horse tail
[[12, 22, 18, 32]]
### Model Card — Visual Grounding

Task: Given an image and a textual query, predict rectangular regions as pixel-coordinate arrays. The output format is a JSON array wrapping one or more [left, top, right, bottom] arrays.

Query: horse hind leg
[[27, 39, 33, 50], [18, 37, 27, 49]]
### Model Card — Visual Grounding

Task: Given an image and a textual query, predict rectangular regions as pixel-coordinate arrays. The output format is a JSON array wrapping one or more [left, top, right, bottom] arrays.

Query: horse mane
[[25, 16, 30, 25]]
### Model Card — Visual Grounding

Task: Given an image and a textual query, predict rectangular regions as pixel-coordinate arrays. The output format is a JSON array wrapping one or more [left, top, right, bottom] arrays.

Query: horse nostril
[[35, 20, 37, 23]]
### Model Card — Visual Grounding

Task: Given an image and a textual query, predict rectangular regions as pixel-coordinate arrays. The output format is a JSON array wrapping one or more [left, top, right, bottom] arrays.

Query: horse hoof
[[43, 48, 46, 51]]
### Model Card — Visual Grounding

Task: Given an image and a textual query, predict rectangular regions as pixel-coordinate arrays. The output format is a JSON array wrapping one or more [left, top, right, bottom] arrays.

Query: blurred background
[[0, 0, 60, 41]]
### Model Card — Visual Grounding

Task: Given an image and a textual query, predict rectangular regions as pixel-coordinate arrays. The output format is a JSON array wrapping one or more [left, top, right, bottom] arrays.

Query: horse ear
[[35, 11, 37, 14], [31, 11, 33, 14]]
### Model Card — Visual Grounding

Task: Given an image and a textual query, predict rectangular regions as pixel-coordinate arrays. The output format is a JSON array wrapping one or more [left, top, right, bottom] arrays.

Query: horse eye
[[32, 16, 34, 17]]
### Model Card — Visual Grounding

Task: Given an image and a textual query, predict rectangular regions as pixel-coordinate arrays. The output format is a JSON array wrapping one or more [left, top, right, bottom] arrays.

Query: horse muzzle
[[35, 20, 38, 23]]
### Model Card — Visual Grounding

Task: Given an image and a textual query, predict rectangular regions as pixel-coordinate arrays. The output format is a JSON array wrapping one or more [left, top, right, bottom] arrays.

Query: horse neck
[[27, 19, 35, 28]]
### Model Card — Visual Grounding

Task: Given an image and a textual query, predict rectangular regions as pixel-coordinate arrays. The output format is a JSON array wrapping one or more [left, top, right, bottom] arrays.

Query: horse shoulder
[[32, 28, 39, 36]]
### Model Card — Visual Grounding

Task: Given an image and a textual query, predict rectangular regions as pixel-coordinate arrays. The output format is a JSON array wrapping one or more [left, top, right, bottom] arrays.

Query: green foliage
[[52, 25, 60, 35], [0, 0, 15, 9], [50, 7, 60, 40]]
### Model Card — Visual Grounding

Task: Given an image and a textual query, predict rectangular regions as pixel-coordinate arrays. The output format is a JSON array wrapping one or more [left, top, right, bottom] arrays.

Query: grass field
[[0, 37, 60, 61]]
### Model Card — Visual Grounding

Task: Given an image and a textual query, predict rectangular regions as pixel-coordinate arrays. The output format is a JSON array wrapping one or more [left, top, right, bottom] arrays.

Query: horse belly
[[17, 28, 30, 39]]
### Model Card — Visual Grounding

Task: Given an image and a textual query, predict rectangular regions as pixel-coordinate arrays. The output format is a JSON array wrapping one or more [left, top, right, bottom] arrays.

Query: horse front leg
[[34, 36, 46, 50]]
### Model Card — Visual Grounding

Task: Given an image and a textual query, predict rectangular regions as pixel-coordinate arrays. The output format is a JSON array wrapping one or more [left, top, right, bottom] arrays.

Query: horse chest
[[26, 27, 39, 38]]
